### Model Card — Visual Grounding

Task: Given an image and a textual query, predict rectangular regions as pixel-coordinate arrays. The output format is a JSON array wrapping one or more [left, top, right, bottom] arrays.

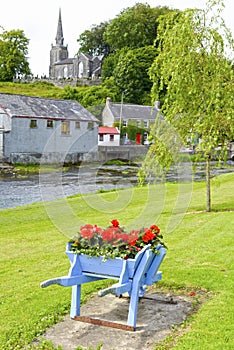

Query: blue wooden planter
[[41, 243, 166, 331]]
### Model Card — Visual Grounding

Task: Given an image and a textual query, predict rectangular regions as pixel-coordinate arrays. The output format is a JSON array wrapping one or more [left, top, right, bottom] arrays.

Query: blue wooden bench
[[40, 243, 166, 331]]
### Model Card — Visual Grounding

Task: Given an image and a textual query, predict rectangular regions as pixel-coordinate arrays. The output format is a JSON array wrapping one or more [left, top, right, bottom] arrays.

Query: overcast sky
[[0, 0, 233, 77]]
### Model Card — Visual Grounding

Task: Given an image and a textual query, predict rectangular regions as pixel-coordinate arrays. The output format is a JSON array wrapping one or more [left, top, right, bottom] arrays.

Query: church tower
[[49, 9, 69, 78]]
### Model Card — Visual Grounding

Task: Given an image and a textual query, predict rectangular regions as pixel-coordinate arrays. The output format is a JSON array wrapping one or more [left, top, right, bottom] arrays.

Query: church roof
[[0, 93, 98, 122], [54, 58, 74, 65]]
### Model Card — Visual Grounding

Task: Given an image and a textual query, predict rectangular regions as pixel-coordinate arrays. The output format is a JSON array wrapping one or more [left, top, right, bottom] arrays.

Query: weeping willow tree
[[140, 0, 234, 212]]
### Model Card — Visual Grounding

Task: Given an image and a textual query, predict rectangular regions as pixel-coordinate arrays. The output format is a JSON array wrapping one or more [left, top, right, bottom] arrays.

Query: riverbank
[[0, 160, 234, 210]]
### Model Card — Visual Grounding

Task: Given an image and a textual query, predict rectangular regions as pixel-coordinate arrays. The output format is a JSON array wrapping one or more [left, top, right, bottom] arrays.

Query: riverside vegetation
[[0, 173, 233, 349]]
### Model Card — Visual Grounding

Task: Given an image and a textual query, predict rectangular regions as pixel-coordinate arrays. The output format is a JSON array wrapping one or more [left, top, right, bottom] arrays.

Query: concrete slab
[[42, 292, 192, 350]]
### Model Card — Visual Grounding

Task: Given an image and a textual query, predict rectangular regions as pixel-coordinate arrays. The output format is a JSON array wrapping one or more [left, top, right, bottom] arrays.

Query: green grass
[[0, 81, 63, 98], [0, 173, 234, 349]]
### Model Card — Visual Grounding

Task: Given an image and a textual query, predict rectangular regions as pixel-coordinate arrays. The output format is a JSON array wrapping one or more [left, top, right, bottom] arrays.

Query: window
[[30, 120, 37, 128], [47, 120, 53, 128], [110, 134, 114, 141], [137, 120, 141, 127], [144, 121, 148, 128], [75, 121, 80, 129], [123, 120, 127, 126], [88, 122, 94, 129], [99, 134, 104, 141], [61, 121, 70, 135]]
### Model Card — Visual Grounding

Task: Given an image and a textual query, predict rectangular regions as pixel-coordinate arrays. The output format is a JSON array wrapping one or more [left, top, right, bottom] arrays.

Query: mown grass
[[0, 173, 233, 349]]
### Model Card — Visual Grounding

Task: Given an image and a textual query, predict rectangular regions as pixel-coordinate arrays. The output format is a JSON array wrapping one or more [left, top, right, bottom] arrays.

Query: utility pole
[[119, 91, 125, 141]]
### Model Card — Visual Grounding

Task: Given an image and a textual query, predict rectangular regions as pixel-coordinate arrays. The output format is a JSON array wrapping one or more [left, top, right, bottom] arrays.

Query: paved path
[[42, 291, 192, 350]]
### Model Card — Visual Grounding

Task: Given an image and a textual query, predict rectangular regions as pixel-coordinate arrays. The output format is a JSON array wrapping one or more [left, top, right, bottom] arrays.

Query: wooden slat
[[72, 316, 135, 332]]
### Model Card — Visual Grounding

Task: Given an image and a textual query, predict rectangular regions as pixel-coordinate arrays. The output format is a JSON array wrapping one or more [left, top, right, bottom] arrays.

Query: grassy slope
[[0, 81, 64, 98], [0, 173, 233, 349]]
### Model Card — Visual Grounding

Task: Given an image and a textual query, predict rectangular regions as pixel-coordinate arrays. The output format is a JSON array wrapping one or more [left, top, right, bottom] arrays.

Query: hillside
[[0, 81, 64, 99]]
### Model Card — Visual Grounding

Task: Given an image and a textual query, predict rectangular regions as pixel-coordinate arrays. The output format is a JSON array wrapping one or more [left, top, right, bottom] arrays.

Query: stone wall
[[97, 145, 148, 163], [4, 146, 148, 165]]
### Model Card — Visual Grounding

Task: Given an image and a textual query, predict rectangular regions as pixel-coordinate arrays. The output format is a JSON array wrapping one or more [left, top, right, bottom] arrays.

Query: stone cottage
[[0, 93, 99, 164], [102, 98, 159, 144], [49, 9, 103, 80]]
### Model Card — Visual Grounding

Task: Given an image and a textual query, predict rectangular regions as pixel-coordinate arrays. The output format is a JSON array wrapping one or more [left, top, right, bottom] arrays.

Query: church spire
[[55, 8, 64, 46]]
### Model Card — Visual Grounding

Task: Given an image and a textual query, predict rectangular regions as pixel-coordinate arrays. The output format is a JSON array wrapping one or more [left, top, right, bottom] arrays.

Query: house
[[102, 98, 159, 144], [49, 9, 103, 80], [0, 93, 99, 164], [98, 126, 120, 146]]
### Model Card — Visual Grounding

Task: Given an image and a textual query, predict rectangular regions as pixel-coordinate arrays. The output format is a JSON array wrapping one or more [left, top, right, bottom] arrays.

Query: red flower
[[114, 233, 129, 242], [150, 225, 160, 234], [93, 225, 102, 234], [111, 219, 119, 227], [142, 229, 156, 243], [102, 228, 115, 242], [80, 227, 94, 239], [129, 239, 137, 246], [189, 291, 196, 297], [80, 224, 93, 230]]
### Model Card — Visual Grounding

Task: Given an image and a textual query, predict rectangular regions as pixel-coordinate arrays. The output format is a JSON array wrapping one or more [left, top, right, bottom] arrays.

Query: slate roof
[[108, 103, 158, 120], [0, 93, 98, 122], [98, 126, 119, 134]]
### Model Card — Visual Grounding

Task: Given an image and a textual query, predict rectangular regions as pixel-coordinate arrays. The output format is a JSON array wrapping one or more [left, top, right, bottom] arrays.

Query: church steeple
[[55, 8, 64, 46], [49, 8, 69, 77]]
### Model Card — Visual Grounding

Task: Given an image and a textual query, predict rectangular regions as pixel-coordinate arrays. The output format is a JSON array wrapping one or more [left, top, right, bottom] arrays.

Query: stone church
[[49, 9, 103, 80]]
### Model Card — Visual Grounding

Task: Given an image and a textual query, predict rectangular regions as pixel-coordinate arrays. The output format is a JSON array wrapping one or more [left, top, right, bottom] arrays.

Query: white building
[[98, 126, 120, 147], [0, 93, 99, 164]]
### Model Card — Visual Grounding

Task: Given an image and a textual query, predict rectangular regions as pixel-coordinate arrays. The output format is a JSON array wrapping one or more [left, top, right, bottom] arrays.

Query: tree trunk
[[206, 154, 211, 212]]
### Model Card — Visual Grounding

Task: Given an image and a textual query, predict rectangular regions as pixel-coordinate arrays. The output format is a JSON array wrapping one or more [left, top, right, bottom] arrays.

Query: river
[[0, 161, 233, 209]]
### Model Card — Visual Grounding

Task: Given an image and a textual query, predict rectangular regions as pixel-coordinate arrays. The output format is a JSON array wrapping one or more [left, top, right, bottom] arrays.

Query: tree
[[113, 46, 157, 104], [0, 29, 31, 81], [77, 22, 111, 57], [143, 0, 234, 212], [101, 49, 125, 81], [104, 3, 172, 51]]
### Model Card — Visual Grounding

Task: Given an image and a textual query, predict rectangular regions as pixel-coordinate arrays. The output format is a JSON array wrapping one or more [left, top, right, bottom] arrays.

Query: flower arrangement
[[69, 220, 167, 260]]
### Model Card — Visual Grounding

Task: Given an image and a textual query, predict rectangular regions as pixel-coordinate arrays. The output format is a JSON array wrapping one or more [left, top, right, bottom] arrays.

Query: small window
[[144, 121, 148, 128], [30, 120, 37, 128], [75, 121, 80, 129], [110, 134, 114, 141], [123, 120, 127, 126], [47, 120, 53, 128], [88, 122, 94, 129], [61, 121, 70, 135], [137, 120, 141, 127], [99, 134, 104, 141]]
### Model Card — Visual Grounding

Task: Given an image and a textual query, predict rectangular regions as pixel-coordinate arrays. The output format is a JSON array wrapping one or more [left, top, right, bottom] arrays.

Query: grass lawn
[[0, 173, 233, 349]]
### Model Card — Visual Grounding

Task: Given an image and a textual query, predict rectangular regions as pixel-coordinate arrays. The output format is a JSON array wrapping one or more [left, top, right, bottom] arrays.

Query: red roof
[[98, 126, 120, 134]]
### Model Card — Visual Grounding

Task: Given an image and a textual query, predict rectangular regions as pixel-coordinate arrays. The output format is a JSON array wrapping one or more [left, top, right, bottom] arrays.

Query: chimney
[[106, 97, 112, 105], [154, 101, 160, 110]]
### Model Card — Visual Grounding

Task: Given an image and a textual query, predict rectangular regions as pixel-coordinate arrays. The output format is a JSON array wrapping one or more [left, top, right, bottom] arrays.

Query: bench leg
[[70, 284, 81, 318]]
